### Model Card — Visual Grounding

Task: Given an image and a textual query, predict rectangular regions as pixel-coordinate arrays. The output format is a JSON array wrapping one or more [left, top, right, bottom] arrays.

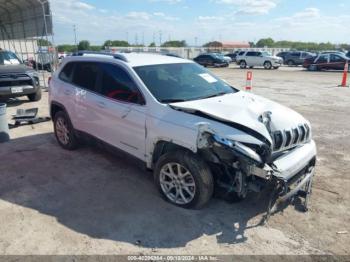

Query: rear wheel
[[287, 60, 295, 67], [264, 61, 272, 70], [240, 60, 247, 69], [27, 88, 42, 102], [154, 150, 214, 209], [54, 111, 79, 150]]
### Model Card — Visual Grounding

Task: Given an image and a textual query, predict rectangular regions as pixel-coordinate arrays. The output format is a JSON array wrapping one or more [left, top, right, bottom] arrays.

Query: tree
[[78, 40, 90, 51], [256, 38, 274, 47], [57, 45, 76, 53], [149, 42, 156, 47], [203, 41, 223, 48], [37, 39, 52, 46], [103, 40, 129, 49], [161, 40, 187, 47]]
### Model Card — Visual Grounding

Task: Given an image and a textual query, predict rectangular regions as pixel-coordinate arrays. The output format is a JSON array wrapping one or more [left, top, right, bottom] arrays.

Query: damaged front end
[[196, 124, 316, 220]]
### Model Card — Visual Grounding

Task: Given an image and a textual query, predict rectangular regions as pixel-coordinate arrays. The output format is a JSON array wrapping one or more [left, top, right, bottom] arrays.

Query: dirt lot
[[0, 66, 349, 256]]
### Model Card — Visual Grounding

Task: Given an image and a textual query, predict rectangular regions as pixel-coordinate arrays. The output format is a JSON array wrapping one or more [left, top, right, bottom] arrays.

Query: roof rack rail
[[72, 51, 128, 62]]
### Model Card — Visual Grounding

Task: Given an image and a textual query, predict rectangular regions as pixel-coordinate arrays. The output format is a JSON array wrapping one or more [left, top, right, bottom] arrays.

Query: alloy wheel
[[159, 162, 196, 205]]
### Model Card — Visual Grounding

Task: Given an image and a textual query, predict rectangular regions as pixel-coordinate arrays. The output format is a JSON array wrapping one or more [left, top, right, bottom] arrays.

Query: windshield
[[0, 51, 21, 65], [134, 63, 238, 103]]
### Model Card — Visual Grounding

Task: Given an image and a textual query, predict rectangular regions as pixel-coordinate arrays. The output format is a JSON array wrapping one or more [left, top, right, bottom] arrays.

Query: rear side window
[[99, 63, 141, 104], [59, 62, 75, 82], [246, 52, 256, 56], [72, 62, 99, 92], [238, 51, 245, 56]]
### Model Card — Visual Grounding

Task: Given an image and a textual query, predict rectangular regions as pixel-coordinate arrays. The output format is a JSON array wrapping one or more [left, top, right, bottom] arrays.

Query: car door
[[245, 52, 255, 66], [315, 54, 329, 70], [255, 52, 264, 66], [330, 54, 346, 70], [95, 62, 146, 160]]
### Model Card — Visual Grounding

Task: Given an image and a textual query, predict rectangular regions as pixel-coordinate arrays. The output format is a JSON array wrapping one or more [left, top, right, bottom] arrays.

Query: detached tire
[[27, 88, 42, 102], [154, 150, 214, 209], [53, 111, 79, 150]]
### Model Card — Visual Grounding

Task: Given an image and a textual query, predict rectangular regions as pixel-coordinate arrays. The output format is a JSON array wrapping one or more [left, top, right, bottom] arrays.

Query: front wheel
[[154, 150, 214, 209], [54, 111, 79, 150], [239, 60, 247, 69], [264, 61, 272, 70]]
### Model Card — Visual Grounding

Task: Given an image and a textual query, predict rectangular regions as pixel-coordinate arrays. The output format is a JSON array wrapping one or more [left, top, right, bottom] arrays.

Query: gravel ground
[[0, 66, 349, 256]]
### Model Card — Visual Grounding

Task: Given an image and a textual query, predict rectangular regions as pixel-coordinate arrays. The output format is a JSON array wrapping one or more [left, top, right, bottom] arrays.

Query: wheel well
[[239, 60, 246, 64], [50, 103, 65, 119], [152, 141, 191, 167], [264, 60, 272, 64]]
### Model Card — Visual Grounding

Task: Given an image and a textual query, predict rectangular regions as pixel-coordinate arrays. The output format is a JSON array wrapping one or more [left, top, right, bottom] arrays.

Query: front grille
[[0, 73, 29, 79], [273, 124, 310, 152], [0, 79, 33, 87]]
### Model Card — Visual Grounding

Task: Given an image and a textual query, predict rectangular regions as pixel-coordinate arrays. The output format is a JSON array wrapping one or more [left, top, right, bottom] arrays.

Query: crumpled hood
[[170, 92, 309, 143]]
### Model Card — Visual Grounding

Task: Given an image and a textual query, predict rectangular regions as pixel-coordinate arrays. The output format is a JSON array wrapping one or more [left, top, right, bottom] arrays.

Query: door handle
[[97, 101, 106, 108]]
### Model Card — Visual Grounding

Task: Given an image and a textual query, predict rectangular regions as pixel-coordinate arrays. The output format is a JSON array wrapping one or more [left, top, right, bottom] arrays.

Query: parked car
[[211, 53, 232, 63], [49, 52, 316, 210], [236, 51, 283, 69], [284, 51, 315, 66], [303, 52, 350, 71], [193, 53, 229, 67], [31, 52, 54, 72], [276, 51, 290, 61], [0, 49, 41, 101], [224, 51, 240, 62], [345, 51, 350, 58]]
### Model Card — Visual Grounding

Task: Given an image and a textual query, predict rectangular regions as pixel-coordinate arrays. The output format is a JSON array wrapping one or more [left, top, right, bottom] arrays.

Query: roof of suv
[[65, 52, 192, 67]]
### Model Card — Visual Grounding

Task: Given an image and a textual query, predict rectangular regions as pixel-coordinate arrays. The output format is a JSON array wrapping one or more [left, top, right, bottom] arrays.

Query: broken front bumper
[[272, 139, 316, 180], [265, 140, 316, 217]]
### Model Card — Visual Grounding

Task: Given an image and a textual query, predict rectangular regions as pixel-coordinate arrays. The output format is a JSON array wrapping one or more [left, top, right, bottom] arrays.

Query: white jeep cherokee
[[236, 51, 283, 69], [49, 52, 316, 211]]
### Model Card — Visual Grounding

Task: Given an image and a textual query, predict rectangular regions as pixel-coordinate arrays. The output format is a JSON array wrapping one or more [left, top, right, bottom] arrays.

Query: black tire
[[273, 66, 279, 69], [27, 88, 42, 102], [53, 111, 79, 150], [264, 61, 272, 70], [154, 150, 214, 209], [249, 66, 254, 69], [239, 60, 247, 69], [287, 60, 294, 67]]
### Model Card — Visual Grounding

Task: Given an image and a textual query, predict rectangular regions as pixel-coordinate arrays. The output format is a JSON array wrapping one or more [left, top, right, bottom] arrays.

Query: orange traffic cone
[[245, 71, 253, 91], [340, 61, 349, 87]]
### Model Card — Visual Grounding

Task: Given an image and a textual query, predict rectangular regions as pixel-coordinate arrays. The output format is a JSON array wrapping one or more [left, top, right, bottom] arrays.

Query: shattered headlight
[[212, 134, 263, 164]]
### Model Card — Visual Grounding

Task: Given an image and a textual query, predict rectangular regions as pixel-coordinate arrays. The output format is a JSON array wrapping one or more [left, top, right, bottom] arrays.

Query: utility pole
[[73, 24, 77, 51], [159, 31, 162, 47]]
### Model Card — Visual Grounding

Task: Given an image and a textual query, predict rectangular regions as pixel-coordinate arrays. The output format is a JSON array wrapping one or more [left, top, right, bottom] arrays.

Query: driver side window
[[99, 63, 143, 104]]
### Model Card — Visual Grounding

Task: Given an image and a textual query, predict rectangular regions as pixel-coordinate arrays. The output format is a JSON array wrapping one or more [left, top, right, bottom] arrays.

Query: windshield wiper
[[160, 98, 187, 103]]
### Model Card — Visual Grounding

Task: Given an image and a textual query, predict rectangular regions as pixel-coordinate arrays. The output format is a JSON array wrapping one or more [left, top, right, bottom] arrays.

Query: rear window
[[59, 62, 75, 82], [246, 52, 256, 56], [72, 62, 99, 92]]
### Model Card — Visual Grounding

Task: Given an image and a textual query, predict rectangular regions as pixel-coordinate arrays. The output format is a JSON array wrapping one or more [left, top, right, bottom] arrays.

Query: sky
[[50, 0, 350, 46]]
